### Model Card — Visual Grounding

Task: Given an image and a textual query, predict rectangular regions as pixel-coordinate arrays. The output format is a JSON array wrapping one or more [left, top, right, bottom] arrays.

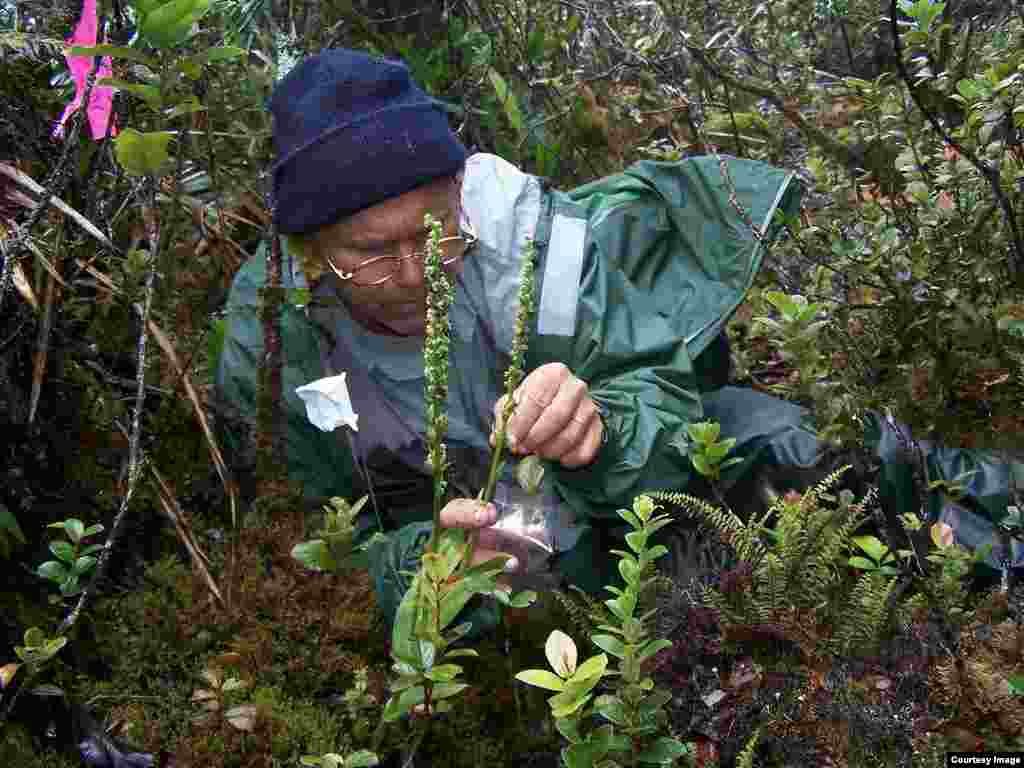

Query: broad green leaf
[[554, 715, 582, 744], [852, 535, 886, 561], [99, 79, 163, 110], [549, 690, 592, 718], [594, 694, 626, 725], [605, 592, 636, 622], [382, 685, 424, 722], [63, 519, 85, 543], [591, 634, 625, 659], [180, 46, 245, 71], [49, 541, 75, 564], [430, 682, 469, 700], [346, 751, 380, 768], [625, 530, 647, 555], [83, 524, 104, 538], [618, 557, 639, 586], [73, 555, 97, 575], [1008, 675, 1024, 696], [568, 653, 608, 685], [489, 69, 525, 140], [515, 669, 565, 692], [60, 575, 81, 595], [647, 544, 669, 560], [443, 648, 479, 660], [637, 736, 689, 764], [507, 590, 537, 609], [139, 0, 211, 48], [37, 560, 68, 582], [637, 638, 673, 662], [691, 453, 711, 477], [424, 663, 461, 682], [291, 540, 334, 572], [69, 45, 158, 66], [114, 129, 173, 176]]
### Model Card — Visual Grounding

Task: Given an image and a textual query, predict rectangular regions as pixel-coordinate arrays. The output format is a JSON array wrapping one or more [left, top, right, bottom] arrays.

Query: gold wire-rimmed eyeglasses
[[327, 225, 479, 288]]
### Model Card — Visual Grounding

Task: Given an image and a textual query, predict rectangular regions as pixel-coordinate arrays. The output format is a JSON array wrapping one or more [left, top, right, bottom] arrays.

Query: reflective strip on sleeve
[[537, 214, 587, 337]]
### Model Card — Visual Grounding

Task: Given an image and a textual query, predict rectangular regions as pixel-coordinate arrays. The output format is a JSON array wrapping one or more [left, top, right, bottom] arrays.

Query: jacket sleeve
[[529, 157, 802, 522], [214, 243, 357, 500]]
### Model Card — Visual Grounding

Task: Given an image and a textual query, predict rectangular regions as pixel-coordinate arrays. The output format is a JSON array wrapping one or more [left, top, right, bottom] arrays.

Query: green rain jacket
[[216, 153, 801, 625]]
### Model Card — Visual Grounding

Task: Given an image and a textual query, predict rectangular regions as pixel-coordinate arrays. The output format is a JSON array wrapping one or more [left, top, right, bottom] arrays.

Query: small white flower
[[295, 373, 358, 432]]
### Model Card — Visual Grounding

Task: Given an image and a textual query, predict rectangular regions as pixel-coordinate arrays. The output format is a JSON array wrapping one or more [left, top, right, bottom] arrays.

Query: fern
[[654, 468, 898, 660], [736, 727, 761, 768]]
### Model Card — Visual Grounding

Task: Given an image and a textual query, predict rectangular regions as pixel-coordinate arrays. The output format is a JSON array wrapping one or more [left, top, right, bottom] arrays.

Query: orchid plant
[[381, 215, 537, 727]]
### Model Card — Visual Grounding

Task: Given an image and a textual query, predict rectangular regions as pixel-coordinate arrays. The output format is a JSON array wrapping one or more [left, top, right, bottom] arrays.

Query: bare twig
[[150, 464, 226, 610], [57, 179, 162, 636]]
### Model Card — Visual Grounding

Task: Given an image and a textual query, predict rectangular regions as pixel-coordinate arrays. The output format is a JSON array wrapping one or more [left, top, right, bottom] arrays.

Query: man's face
[[316, 175, 468, 334]]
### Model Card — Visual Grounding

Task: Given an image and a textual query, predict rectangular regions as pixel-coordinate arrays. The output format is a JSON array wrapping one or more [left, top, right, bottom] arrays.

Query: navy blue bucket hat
[[269, 49, 468, 235]]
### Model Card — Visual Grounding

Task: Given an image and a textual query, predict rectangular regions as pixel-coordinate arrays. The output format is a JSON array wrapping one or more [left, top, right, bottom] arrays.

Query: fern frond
[[648, 490, 767, 564]]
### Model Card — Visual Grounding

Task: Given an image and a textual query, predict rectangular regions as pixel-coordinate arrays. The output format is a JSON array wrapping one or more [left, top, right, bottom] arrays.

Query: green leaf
[[515, 669, 566, 692], [554, 715, 582, 744], [68, 45, 158, 66], [443, 648, 479, 660], [60, 575, 81, 595], [37, 560, 68, 583], [83, 524, 104, 538], [590, 634, 625, 659], [593, 694, 626, 725], [852, 535, 886, 561], [291, 540, 335, 572], [430, 682, 469, 700], [647, 544, 669, 560], [489, 69, 525, 140], [691, 453, 712, 477], [568, 653, 608, 685], [100, 79, 163, 110], [562, 741, 596, 768], [345, 751, 380, 768], [625, 531, 647, 555], [637, 737, 689, 764], [605, 592, 636, 622], [637, 638, 673, 662], [0, 503, 26, 546], [49, 541, 75, 564], [139, 0, 211, 48], [424, 664, 462, 682], [113, 129, 174, 176], [73, 556, 97, 575], [548, 689, 593, 718], [508, 590, 537, 609], [382, 685, 424, 722], [618, 557, 639, 586], [63, 519, 85, 543], [1008, 675, 1024, 696]]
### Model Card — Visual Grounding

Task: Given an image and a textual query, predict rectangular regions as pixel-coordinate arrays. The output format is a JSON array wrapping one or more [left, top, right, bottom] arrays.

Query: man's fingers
[[519, 376, 589, 454], [558, 418, 604, 468], [439, 499, 497, 529], [536, 403, 599, 461]]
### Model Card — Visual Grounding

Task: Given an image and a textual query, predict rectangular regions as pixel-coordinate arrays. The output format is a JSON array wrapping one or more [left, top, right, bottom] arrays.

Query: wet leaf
[[545, 630, 577, 677]]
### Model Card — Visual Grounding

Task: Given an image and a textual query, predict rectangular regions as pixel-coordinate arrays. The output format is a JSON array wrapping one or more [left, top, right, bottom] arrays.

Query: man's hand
[[439, 499, 519, 572], [490, 362, 603, 469]]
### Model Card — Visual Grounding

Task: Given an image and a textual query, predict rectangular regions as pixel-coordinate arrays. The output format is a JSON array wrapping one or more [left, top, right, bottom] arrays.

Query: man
[[217, 49, 1021, 628]]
